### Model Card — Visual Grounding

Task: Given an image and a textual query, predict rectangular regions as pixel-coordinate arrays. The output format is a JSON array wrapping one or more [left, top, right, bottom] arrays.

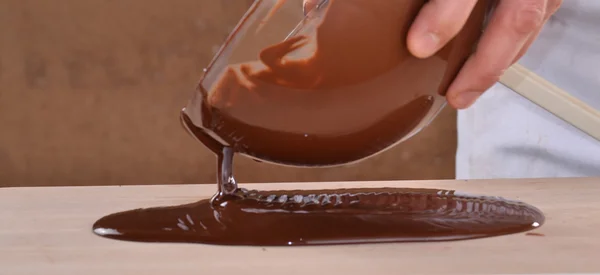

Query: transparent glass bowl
[[182, 0, 488, 167]]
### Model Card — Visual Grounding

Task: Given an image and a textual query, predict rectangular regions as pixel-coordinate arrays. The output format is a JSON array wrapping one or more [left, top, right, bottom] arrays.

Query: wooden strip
[[1, 177, 600, 275], [500, 64, 600, 142]]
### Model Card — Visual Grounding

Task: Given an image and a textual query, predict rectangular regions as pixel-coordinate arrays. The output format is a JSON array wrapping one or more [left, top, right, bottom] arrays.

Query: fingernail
[[414, 32, 440, 57], [454, 91, 481, 109], [303, 2, 308, 16]]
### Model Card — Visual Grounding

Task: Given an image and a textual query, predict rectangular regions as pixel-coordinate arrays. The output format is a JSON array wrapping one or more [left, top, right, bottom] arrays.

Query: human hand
[[303, 0, 562, 109], [407, 0, 562, 109]]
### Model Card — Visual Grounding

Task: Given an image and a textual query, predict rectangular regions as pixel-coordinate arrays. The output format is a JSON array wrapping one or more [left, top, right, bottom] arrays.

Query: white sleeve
[[456, 83, 600, 180], [455, 0, 600, 179]]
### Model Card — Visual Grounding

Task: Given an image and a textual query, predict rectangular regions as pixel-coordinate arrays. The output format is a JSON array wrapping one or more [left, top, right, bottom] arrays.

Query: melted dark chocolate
[[182, 0, 489, 167], [92, 0, 547, 246], [182, 94, 434, 166], [93, 187, 544, 246]]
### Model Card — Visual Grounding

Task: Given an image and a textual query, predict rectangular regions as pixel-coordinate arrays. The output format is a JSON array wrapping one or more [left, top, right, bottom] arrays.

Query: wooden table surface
[[1, 177, 599, 275]]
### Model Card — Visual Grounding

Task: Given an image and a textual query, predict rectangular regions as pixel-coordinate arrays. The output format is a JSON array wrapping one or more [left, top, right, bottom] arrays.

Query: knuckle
[[510, 1, 546, 34]]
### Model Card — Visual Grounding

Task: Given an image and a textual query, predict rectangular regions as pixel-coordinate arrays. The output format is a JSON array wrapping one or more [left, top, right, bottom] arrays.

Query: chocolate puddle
[[93, 187, 544, 246], [94, 116, 545, 246]]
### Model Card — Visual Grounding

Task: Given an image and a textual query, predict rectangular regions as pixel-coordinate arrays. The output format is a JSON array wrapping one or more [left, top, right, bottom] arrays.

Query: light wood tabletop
[[1, 177, 599, 275]]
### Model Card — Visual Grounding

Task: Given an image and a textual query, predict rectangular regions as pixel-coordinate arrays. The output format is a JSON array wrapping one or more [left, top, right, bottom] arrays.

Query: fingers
[[512, 0, 563, 63], [407, 0, 478, 58], [446, 0, 549, 109], [302, 0, 558, 110]]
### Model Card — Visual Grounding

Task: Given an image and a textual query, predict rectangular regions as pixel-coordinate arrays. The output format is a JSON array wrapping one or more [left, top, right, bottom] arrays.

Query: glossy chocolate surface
[[93, 187, 545, 246]]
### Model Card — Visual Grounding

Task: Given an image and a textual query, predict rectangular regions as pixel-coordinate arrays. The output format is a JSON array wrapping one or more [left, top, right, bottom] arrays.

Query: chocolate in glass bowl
[[181, 0, 488, 167]]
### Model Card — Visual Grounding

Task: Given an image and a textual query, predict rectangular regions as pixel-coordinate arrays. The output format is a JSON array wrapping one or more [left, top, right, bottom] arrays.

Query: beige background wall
[[0, 0, 457, 187]]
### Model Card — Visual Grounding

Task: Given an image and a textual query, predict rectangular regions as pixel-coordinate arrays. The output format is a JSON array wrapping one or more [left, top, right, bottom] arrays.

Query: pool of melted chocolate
[[92, 115, 545, 246], [93, 185, 544, 246]]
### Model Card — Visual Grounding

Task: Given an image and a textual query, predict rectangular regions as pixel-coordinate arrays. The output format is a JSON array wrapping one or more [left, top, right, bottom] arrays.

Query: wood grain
[[2, 177, 600, 274]]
